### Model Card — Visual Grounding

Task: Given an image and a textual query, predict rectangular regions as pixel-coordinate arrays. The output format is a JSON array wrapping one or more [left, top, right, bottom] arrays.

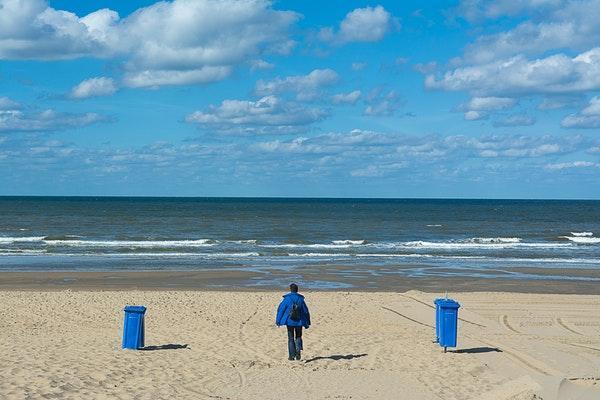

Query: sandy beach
[[1, 288, 598, 399]]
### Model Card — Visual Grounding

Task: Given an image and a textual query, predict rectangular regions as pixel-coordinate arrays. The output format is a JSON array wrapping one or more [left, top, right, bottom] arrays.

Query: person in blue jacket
[[276, 283, 311, 360]]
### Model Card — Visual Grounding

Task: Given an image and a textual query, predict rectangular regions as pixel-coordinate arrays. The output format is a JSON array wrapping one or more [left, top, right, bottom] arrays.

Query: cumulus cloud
[[456, 0, 564, 22], [252, 130, 580, 162], [123, 67, 231, 88], [538, 95, 583, 110], [69, 77, 118, 99], [1, 130, 595, 194], [462, 1, 600, 63], [255, 69, 339, 101], [331, 90, 361, 105], [465, 97, 517, 111], [561, 96, 600, 128], [319, 6, 395, 45], [493, 114, 536, 127], [460, 97, 517, 120], [185, 95, 328, 135], [0, 109, 108, 132], [363, 89, 403, 116], [0, 97, 20, 110], [0, 0, 299, 87], [426, 48, 600, 97], [249, 59, 275, 71], [464, 110, 488, 121]]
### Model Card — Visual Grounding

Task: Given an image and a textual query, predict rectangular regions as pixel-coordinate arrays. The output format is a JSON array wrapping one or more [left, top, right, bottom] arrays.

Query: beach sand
[[0, 289, 599, 399]]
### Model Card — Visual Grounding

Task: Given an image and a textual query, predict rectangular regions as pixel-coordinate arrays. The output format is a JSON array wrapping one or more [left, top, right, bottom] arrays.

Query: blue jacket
[[276, 292, 311, 328]]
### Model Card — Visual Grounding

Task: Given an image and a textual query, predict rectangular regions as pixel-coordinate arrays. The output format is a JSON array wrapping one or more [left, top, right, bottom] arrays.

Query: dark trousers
[[286, 326, 303, 359]]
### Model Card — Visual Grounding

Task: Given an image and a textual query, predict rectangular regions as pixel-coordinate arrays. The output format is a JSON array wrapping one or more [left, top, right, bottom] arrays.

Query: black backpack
[[289, 302, 301, 321]]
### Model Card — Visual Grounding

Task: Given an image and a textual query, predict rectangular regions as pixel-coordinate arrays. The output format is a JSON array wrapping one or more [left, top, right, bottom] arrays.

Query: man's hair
[[290, 283, 298, 293]]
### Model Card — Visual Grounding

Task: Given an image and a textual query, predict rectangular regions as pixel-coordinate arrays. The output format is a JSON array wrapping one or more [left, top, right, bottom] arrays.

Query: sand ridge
[[0, 290, 599, 399]]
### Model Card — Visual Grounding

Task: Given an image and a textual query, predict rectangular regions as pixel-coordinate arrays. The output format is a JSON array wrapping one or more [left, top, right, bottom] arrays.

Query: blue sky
[[0, 0, 599, 198]]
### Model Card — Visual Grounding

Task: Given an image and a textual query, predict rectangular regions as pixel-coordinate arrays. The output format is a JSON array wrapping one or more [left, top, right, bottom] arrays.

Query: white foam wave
[[354, 253, 487, 259], [0, 236, 45, 243], [399, 240, 570, 249], [498, 257, 600, 264], [43, 239, 215, 248], [561, 236, 600, 244], [426, 224, 443, 227], [288, 253, 352, 257], [570, 232, 593, 237], [4, 251, 261, 258], [0, 249, 46, 255], [264, 243, 354, 249], [178, 252, 260, 258], [331, 240, 366, 245], [469, 237, 521, 244]]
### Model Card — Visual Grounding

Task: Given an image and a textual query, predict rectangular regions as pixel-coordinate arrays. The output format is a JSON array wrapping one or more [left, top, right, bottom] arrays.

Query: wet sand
[[0, 289, 599, 399], [0, 267, 599, 294]]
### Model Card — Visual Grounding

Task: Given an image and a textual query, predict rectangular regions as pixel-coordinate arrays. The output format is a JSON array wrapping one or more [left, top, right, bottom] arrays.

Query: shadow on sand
[[141, 344, 189, 351], [450, 347, 502, 354], [304, 353, 368, 363]]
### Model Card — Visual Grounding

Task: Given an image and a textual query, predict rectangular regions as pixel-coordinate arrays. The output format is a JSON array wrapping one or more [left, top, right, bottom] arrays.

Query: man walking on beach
[[276, 283, 311, 361]]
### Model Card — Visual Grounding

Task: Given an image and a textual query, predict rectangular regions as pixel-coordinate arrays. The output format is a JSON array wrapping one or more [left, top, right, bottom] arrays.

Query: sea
[[0, 197, 599, 284]]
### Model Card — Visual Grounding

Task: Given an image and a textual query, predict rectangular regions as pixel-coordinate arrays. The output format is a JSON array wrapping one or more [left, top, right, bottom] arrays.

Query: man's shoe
[[295, 351, 301, 360], [288, 356, 295, 361]]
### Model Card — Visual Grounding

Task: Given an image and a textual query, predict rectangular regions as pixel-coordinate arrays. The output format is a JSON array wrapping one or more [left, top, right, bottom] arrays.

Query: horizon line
[[0, 195, 598, 201]]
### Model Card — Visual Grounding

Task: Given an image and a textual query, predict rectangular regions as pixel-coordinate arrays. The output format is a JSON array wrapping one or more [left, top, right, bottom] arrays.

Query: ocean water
[[0, 197, 599, 283]]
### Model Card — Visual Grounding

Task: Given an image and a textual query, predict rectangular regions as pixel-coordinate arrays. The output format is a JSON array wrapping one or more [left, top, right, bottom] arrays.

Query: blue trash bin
[[434, 298, 444, 342], [122, 305, 146, 349], [438, 299, 460, 352]]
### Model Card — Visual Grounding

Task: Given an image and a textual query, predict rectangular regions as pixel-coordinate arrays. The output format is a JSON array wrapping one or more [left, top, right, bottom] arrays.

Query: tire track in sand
[[556, 317, 583, 335], [398, 294, 487, 328], [501, 315, 521, 334], [384, 303, 556, 376]]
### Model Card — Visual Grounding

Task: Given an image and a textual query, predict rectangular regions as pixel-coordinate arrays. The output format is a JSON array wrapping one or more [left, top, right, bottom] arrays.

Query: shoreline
[[1, 269, 599, 294]]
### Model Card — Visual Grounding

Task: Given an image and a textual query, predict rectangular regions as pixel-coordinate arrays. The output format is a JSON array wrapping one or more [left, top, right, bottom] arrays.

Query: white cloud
[[123, 66, 231, 88], [1, 130, 594, 189], [538, 95, 583, 110], [561, 96, 600, 128], [0, 0, 299, 87], [350, 163, 407, 177], [456, 0, 564, 22], [465, 97, 516, 111], [319, 6, 395, 44], [545, 160, 600, 170], [0, 96, 20, 110], [462, 1, 600, 63], [331, 90, 361, 105], [351, 62, 367, 71], [185, 95, 328, 135], [464, 110, 487, 120], [363, 88, 402, 116], [250, 59, 274, 71], [493, 114, 536, 127], [69, 77, 118, 99], [255, 69, 339, 101], [413, 62, 437, 74], [426, 48, 600, 97], [461, 97, 517, 120], [0, 109, 107, 132]]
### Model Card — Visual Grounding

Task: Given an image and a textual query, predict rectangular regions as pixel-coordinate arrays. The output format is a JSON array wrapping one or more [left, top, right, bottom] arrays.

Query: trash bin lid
[[434, 298, 444, 305], [124, 305, 147, 313], [438, 299, 460, 309]]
